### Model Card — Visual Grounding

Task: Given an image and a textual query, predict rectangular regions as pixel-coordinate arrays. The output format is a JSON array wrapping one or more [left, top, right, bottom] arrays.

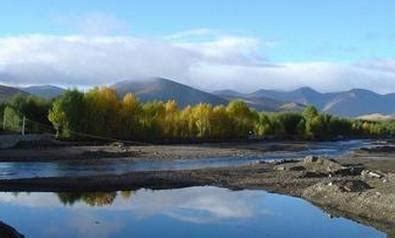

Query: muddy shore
[[0, 141, 394, 236]]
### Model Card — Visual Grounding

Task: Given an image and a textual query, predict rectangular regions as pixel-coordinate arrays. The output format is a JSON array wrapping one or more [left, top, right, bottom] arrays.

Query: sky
[[0, 0, 394, 93]]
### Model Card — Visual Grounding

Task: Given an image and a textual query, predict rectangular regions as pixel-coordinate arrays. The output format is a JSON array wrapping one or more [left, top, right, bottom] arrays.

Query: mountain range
[[1, 77, 395, 117], [214, 87, 395, 117]]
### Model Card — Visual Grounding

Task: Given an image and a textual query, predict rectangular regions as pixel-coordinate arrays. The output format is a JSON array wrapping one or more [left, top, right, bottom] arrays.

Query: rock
[[270, 159, 299, 165], [274, 166, 286, 171], [333, 166, 365, 176], [0, 221, 24, 238], [110, 142, 125, 148], [361, 170, 383, 179], [333, 180, 372, 193], [288, 165, 305, 171], [274, 165, 305, 171], [299, 171, 327, 178], [359, 145, 395, 153], [304, 155, 319, 163]]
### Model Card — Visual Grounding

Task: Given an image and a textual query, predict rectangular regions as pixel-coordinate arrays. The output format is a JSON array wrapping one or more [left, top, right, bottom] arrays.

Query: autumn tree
[[163, 100, 179, 137], [84, 87, 120, 137], [141, 101, 166, 139], [211, 105, 232, 138], [120, 93, 142, 138], [192, 103, 213, 138], [45, 87, 395, 141]]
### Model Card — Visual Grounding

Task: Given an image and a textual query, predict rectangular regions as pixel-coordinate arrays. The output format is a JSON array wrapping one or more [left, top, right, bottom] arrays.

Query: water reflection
[[0, 187, 386, 238], [57, 192, 119, 207]]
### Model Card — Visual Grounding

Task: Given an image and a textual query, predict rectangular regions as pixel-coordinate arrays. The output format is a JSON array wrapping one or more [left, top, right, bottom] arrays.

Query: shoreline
[[0, 141, 394, 236]]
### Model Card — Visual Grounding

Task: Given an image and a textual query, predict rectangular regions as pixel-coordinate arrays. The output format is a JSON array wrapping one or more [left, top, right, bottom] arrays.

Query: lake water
[[0, 186, 385, 238], [0, 140, 372, 179]]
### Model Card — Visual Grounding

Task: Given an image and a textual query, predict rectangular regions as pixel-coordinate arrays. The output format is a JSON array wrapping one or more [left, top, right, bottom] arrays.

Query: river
[[0, 139, 373, 180]]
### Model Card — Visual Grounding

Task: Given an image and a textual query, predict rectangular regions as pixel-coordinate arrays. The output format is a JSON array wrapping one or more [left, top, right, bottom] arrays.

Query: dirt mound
[[303, 156, 345, 172], [274, 156, 348, 175]]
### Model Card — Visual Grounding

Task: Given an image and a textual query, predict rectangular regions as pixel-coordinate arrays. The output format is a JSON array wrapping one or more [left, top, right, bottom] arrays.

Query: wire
[[23, 117, 151, 145]]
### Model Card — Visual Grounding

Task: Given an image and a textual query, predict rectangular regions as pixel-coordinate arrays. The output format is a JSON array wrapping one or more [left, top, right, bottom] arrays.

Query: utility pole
[[21, 116, 26, 136]]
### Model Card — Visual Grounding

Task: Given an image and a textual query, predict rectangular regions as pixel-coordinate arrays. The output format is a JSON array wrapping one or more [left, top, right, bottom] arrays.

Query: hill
[[21, 85, 65, 99], [214, 90, 305, 112], [112, 77, 228, 108], [0, 85, 28, 102]]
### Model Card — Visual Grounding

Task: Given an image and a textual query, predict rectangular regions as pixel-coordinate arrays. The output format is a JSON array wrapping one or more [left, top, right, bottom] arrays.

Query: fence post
[[21, 116, 26, 136]]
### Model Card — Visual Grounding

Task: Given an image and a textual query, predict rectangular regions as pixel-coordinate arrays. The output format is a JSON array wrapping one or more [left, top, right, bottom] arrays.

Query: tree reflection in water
[[56, 191, 134, 207]]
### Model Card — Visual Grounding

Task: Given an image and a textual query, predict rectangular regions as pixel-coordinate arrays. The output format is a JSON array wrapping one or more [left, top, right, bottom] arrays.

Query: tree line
[[1, 87, 395, 141]]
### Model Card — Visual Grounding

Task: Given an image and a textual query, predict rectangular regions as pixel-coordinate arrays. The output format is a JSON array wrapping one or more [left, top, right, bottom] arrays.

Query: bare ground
[[0, 141, 307, 162]]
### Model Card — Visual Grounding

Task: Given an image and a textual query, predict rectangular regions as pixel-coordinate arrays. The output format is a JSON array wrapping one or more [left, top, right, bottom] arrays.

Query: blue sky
[[0, 0, 394, 92], [2, 0, 394, 62]]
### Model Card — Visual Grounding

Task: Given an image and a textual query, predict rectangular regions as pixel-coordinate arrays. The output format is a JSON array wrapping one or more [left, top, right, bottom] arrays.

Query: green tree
[[5, 95, 52, 133], [226, 100, 257, 137], [273, 113, 304, 136], [48, 89, 86, 137], [302, 105, 319, 138], [254, 113, 272, 136], [3, 106, 21, 132]]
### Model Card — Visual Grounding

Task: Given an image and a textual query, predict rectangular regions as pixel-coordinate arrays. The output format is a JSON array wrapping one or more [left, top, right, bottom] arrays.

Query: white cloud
[[0, 31, 394, 93], [164, 28, 220, 41], [0, 187, 262, 224]]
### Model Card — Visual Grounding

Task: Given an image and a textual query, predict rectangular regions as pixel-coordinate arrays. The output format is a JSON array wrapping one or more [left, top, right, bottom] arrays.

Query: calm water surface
[[0, 186, 385, 238]]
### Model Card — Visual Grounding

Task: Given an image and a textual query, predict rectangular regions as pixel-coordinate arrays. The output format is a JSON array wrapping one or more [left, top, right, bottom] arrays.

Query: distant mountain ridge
[[214, 87, 395, 117], [214, 89, 305, 112], [21, 85, 65, 99]]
